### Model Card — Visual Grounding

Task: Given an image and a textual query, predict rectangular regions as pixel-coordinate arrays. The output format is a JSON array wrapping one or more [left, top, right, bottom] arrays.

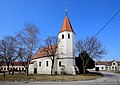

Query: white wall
[[58, 31, 74, 58], [91, 65, 106, 71], [29, 63, 34, 74], [57, 31, 76, 75], [36, 57, 52, 74]]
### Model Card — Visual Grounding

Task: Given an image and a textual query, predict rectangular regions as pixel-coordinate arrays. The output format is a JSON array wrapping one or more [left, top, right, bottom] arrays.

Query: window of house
[[46, 61, 48, 67], [39, 62, 41, 67], [16, 68, 18, 70], [59, 61, 61, 67], [22, 68, 24, 71], [113, 63, 115, 65], [4, 68, 6, 70], [106, 67, 108, 69], [101, 67, 104, 69], [10, 68, 12, 71], [68, 34, 70, 39], [62, 34, 64, 39], [112, 66, 114, 69]]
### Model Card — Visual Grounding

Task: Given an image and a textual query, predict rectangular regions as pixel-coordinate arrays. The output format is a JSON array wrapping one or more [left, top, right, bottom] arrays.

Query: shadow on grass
[[0, 72, 103, 82], [86, 72, 104, 76]]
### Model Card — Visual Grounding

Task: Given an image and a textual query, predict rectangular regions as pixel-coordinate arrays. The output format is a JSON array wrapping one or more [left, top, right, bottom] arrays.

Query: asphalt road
[[0, 71, 120, 85]]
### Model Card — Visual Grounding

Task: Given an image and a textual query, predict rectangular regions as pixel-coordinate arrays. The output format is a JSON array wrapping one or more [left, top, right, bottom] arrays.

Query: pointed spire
[[60, 9, 75, 34]]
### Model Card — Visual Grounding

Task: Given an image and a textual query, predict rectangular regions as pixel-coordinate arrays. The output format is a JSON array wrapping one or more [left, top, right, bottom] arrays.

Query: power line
[[94, 9, 120, 38], [79, 9, 120, 53]]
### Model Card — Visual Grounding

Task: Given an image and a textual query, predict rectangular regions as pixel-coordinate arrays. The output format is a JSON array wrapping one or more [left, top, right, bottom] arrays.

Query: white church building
[[29, 13, 76, 75]]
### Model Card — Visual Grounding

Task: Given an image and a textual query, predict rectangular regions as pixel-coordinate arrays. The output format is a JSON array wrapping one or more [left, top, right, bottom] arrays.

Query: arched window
[[46, 61, 48, 66], [62, 34, 64, 39], [59, 61, 61, 67], [68, 34, 70, 39], [39, 62, 41, 67]]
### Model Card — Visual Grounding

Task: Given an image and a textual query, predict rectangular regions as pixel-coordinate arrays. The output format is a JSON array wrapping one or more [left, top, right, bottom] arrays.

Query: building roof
[[60, 16, 75, 34], [95, 61, 112, 66], [32, 44, 58, 60], [95, 61, 120, 66], [0, 62, 27, 66]]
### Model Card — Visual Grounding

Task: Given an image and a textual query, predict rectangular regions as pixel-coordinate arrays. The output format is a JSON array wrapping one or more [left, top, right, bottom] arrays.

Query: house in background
[[0, 62, 27, 72], [91, 60, 120, 71], [29, 12, 76, 75]]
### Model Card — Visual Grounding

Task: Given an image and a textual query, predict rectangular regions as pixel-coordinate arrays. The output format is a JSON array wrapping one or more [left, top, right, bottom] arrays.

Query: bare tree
[[41, 36, 58, 75], [17, 23, 40, 76], [0, 35, 17, 75], [75, 36, 106, 75]]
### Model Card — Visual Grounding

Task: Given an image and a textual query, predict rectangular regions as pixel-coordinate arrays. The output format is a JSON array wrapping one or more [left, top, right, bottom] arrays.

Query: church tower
[[57, 10, 76, 75]]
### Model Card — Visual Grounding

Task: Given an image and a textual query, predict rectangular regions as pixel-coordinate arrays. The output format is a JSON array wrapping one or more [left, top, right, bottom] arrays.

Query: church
[[29, 11, 76, 75]]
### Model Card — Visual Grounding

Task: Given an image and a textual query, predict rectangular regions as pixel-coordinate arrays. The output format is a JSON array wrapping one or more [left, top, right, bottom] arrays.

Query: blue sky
[[0, 0, 120, 61]]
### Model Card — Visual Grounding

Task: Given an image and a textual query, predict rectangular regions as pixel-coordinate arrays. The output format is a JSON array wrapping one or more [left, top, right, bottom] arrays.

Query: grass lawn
[[0, 72, 103, 82], [115, 71, 120, 74]]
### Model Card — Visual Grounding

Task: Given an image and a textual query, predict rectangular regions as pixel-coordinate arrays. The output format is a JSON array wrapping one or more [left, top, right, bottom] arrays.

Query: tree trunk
[[3, 71, 5, 77], [11, 63, 14, 75], [12, 67, 14, 76], [83, 67, 86, 75], [26, 66, 29, 76], [7, 63, 10, 75], [51, 59, 54, 75], [83, 62, 86, 75]]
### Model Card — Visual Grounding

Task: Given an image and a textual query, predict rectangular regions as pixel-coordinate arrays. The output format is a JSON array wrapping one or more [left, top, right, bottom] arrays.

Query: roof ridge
[[60, 16, 75, 34]]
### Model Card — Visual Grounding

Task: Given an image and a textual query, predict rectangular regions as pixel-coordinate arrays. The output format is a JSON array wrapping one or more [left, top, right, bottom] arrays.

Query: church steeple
[[60, 9, 75, 34]]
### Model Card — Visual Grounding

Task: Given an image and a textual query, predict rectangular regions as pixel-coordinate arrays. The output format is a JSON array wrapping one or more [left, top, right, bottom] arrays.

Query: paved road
[[0, 71, 120, 85]]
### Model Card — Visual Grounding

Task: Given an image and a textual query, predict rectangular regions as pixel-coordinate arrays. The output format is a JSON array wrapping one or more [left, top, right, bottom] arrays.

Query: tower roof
[[60, 16, 75, 34]]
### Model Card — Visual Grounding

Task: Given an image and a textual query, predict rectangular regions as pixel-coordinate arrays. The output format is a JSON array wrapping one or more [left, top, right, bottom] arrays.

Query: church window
[[46, 61, 48, 67], [68, 34, 70, 39], [59, 61, 61, 67], [62, 34, 64, 39], [39, 62, 41, 67]]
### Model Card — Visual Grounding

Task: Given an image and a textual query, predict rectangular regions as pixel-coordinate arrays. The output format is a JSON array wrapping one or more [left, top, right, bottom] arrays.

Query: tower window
[[62, 34, 64, 39], [46, 61, 48, 67], [68, 34, 70, 39], [39, 62, 41, 67], [59, 61, 61, 67]]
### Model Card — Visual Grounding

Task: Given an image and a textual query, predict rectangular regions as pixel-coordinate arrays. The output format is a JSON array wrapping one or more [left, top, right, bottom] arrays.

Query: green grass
[[0, 72, 103, 82], [115, 71, 120, 74]]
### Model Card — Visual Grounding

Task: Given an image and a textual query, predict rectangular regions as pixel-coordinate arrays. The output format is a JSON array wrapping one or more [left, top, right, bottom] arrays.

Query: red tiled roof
[[60, 16, 75, 34], [95, 61, 112, 66], [12, 62, 28, 66], [32, 44, 58, 60], [29, 61, 35, 64], [0, 62, 27, 66]]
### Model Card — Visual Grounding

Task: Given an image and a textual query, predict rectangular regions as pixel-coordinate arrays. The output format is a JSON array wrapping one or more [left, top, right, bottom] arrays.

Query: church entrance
[[34, 68, 37, 74], [61, 67, 65, 74]]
